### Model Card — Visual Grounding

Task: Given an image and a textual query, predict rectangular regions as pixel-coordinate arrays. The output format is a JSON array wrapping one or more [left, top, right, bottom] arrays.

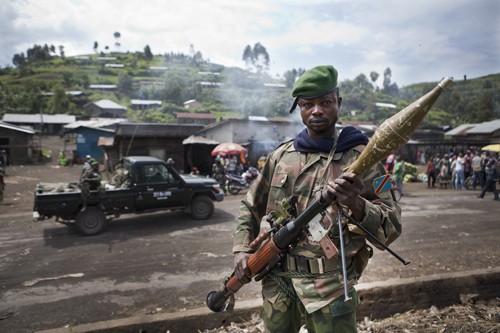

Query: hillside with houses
[[0, 46, 499, 173]]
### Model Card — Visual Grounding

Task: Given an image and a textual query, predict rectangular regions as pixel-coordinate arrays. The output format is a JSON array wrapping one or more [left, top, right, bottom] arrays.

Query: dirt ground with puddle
[[0, 136, 499, 332]]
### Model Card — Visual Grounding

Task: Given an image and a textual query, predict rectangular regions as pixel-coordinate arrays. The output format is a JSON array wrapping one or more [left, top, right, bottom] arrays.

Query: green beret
[[289, 65, 338, 113]]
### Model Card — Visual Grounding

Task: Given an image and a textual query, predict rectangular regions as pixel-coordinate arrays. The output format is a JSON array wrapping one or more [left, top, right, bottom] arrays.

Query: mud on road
[[0, 161, 499, 332]]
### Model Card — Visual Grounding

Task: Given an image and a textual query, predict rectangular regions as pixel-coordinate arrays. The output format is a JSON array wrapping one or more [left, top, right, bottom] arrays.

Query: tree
[[118, 74, 133, 95], [62, 72, 73, 87], [193, 51, 204, 64], [242, 42, 270, 72], [48, 84, 72, 114], [81, 74, 90, 89], [113, 32, 121, 51], [473, 91, 496, 122], [12, 53, 26, 68], [93, 41, 99, 54], [242, 45, 252, 68], [58, 45, 65, 58], [370, 71, 379, 90], [283, 68, 305, 88], [26, 44, 52, 62], [382, 67, 399, 96], [383, 67, 392, 91], [283, 69, 298, 88], [340, 75, 375, 114], [144, 45, 153, 61]]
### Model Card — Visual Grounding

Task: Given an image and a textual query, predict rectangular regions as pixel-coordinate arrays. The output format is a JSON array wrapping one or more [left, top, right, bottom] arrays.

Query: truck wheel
[[191, 196, 214, 220], [75, 207, 107, 235]]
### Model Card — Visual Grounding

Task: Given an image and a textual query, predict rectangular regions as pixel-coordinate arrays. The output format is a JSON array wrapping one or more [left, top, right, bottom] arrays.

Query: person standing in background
[[393, 155, 406, 196], [454, 152, 465, 190], [471, 152, 482, 190], [478, 158, 499, 201], [385, 152, 395, 174], [426, 157, 437, 188]]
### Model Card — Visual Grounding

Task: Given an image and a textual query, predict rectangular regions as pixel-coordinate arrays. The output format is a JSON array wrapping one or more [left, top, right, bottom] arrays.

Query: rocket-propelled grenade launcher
[[206, 77, 453, 313]]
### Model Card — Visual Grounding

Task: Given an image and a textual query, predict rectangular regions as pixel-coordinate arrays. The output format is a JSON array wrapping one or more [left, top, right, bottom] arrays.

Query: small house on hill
[[2, 113, 76, 135], [197, 117, 304, 166], [183, 99, 203, 109], [174, 112, 216, 125], [131, 99, 162, 110], [0, 121, 36, 164], [84, 99, 127, 118], [88, 84, 117, 91], [445, 120, 500, 146], [109, 123, 204, 172], [64, 126, 115, 163], [63, 118, 126, 164]]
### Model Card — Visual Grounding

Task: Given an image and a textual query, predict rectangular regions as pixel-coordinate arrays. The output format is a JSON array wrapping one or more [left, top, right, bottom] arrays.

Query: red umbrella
[[211, 143, 247, 157]]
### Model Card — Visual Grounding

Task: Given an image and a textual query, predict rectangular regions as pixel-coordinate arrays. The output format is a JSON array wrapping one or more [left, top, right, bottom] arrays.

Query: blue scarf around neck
[[293, 126, 369, 154]]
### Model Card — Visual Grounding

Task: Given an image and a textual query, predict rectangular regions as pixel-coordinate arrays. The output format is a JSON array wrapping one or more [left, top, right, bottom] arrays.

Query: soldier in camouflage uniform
[[233, 65, 402, 333], [79, 159, 105, 209]]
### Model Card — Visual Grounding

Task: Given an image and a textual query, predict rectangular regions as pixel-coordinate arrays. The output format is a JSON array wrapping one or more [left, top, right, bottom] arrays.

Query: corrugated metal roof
[[182, 135, 219, 145], [64, 118, 127, 129], [0, 121, 36, 134], [41, 90, 84, 96], [92, 99, 126, 110], [375, 102, 397, 108], [444, 124, 479, 136], [263, 83, 286, 88], [131, 99, 162, 106], [466, 119, 500, 134], [116, 123, 204, 137], [196, 82, 223, 87], [104, 63, 125, 68], [174, 112, 215, 119], [2, 113, 76, 124], [248, 116, 268, 121], [89, 84, 117, 89]]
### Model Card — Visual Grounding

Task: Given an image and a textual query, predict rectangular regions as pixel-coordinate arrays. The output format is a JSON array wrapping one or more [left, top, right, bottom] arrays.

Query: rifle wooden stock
[[226, 238, 284, 293]]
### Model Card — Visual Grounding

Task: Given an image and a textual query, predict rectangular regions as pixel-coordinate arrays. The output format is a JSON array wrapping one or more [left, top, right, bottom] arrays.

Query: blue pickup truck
[[33, 156, 224, 235]]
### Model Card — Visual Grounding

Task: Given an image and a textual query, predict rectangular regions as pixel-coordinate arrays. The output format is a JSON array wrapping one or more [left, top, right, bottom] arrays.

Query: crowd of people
[[211, 153, 265, 194], [425, 149, 499, 200]]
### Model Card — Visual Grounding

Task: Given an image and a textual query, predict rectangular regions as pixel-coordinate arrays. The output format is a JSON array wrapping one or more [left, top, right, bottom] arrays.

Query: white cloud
[[1, 0, 498, 86]]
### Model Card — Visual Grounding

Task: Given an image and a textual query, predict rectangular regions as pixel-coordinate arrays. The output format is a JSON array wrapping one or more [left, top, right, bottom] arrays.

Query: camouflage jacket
[[233, 131, 402, 313], [80, 168, 102, 190]]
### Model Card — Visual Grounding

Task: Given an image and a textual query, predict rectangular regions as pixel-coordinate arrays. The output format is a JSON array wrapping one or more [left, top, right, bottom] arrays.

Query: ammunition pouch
[[285, 254, 341, 274], [353, 244, 373, 276]]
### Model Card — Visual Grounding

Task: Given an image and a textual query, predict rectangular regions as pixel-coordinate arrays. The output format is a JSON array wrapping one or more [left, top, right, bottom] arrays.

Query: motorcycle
[[226, 167, 259, 195]]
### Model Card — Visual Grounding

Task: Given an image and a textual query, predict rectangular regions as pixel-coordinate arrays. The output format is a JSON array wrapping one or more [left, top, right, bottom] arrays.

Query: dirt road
[[0, 161, 499, 332]]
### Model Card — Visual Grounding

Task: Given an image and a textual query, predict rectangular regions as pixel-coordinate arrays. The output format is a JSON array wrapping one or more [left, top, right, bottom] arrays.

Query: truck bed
[[34, 183, 136, 221]]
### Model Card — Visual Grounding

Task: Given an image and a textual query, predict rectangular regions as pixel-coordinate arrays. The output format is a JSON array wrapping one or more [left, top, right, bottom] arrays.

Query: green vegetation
[[1, 43, 499, 127]]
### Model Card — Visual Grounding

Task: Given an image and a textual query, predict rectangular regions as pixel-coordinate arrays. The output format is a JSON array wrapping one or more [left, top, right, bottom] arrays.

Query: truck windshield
[[143, 164, 177, 183]]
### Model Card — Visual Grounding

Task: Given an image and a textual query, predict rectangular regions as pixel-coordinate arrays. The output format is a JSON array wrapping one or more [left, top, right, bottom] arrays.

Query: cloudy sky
[[2, 0, 499, 86]]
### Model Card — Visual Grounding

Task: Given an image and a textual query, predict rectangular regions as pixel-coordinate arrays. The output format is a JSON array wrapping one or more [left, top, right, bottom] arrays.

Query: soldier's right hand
[[234, 252, 252, 284]]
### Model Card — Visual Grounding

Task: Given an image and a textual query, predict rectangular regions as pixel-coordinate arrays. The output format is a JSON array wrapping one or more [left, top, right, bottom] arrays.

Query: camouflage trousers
[[261, 279, 359, 333]]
